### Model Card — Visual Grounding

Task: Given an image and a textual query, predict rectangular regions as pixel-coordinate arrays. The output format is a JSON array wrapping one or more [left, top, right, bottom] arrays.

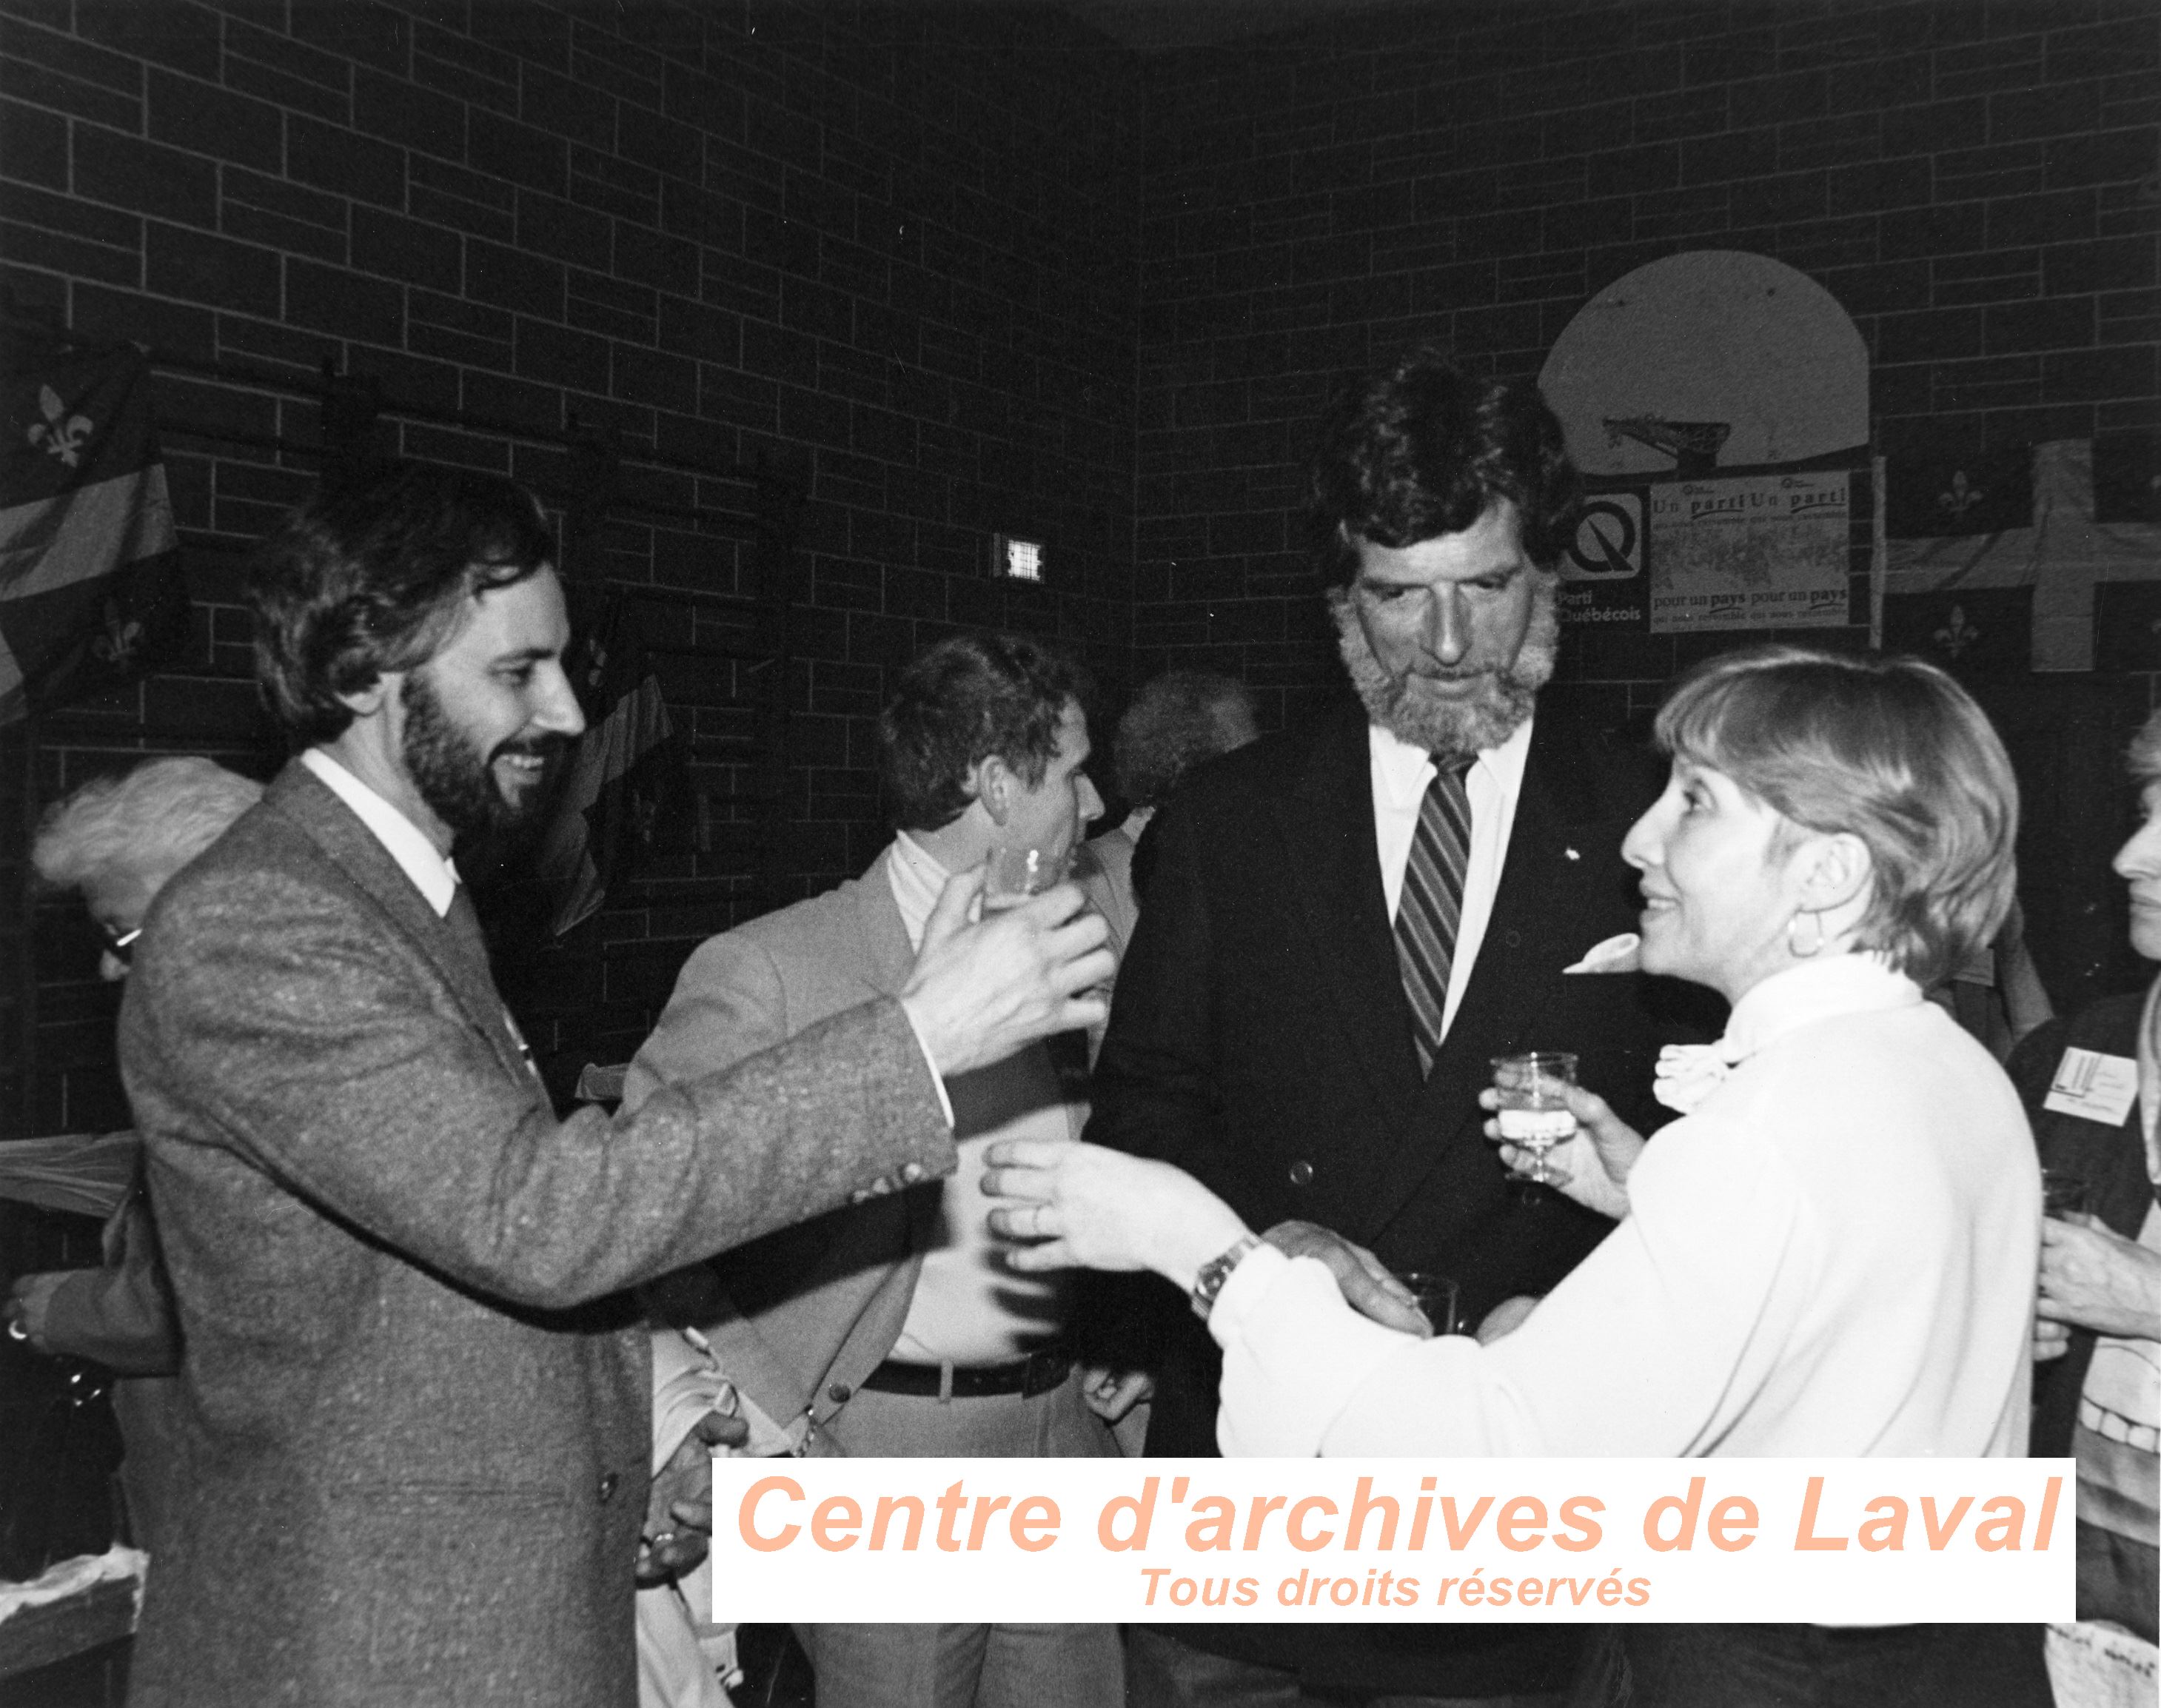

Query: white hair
[[33, 757, 263, 895]]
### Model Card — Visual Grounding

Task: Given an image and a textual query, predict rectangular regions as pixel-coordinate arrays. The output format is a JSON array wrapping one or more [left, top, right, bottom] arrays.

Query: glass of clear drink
[[1492, 1051, 1579, 1188]]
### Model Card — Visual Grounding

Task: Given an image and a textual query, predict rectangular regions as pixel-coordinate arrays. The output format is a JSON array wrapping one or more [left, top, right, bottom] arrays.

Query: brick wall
[[0, 0, 1141, 1131], [6, 0, 2157, 1125], [1132, 0, 2160, 729]]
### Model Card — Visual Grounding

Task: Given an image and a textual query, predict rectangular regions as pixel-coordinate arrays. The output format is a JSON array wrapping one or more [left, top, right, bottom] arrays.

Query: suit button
[[597, 1472, 619, 1503], [828, 1382, 851, 1403], [1288, 1159, 1314, 1186], [1504, 929, 1521, 948]]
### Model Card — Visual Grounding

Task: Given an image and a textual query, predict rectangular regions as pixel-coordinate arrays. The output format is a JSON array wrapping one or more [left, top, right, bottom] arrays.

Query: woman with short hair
[[988, 645, 2051, 1706], [2010, 709, 2161, 1706]]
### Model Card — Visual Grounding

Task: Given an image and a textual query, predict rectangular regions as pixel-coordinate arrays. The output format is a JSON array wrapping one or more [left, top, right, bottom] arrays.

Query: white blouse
[[1210, 954, 2040, 1459]]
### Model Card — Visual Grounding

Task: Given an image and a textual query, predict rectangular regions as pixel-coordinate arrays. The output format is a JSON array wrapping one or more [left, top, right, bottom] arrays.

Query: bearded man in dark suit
[[118, 462, 1111, 1708], [1090, 349, 1698, 1707]]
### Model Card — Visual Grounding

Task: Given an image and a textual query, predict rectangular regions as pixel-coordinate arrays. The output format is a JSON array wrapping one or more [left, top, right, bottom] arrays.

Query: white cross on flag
[[1, 335, 187, 723]]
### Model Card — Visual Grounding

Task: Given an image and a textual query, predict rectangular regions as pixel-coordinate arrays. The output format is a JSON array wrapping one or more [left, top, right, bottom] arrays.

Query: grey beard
[[1328, 577, 1558, 756]]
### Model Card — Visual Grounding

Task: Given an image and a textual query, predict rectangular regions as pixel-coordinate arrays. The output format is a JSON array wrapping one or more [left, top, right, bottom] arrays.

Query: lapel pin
[[1564, 847, 1581, 861]]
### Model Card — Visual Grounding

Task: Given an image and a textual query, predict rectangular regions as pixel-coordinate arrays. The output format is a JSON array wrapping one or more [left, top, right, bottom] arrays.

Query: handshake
[[898, 868, 1116, 1079]]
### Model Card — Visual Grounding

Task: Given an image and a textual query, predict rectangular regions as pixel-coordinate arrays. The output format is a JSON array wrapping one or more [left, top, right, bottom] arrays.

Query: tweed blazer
[[118, 762, 954, 1708], [623, 848, 1082, 1452]]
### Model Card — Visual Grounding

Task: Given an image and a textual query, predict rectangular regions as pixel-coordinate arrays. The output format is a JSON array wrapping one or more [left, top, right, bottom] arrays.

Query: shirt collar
[[1721, 952, 1920, 1060], [1652, 953, 1921, 1116], [299, 748, 461, 918], [885, 831, 951, 953], [1370, 709, 1535, 810]]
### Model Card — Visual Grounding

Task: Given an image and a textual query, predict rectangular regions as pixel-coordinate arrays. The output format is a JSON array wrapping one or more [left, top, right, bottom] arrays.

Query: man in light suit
[[625, 632, 1125, 1708], [1092, 350, 1703, 1707], [118, 465, 1112, 1708]]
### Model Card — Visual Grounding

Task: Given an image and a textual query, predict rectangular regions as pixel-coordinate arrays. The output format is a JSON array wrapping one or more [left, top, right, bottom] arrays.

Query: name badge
[[2042, 1048, 2139, 1126]]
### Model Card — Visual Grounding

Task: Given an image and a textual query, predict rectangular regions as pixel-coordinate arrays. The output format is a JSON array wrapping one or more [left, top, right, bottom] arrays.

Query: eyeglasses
[[104, 925, 142, 966]]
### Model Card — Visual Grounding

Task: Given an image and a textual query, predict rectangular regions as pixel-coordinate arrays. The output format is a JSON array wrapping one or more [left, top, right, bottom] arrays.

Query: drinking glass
[[1492, 1051, 1579, 1188], [1395, 1271, 1462, 1337], [983, 844, 1066, 912], [2040, 1168, 2091, 1220]]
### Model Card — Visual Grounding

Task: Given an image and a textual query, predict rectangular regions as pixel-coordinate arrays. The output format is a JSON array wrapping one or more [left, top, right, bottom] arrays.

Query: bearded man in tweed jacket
[[118, 463, 1111, 1708]]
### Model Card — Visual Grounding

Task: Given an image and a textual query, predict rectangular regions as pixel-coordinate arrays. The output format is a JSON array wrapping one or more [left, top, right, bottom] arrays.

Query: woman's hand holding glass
[[2036, 1214, 2161, 1349], [981, 1139, 1248, 1287], [1480, 1079, 1645, 1221]]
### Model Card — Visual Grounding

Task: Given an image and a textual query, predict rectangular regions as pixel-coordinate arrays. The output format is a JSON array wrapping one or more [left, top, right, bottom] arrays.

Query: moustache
[[491, 734, 574, 766], [1406, 665, 1490, 683]]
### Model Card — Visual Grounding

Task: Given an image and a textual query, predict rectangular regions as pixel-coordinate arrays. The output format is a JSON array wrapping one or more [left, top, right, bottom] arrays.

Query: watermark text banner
[[708, 1457, 2074, 1624]]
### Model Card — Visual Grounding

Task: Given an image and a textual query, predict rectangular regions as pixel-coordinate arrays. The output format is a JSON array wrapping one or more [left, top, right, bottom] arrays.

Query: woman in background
[[988, 646, 2051, 1707], [2010, 708, 2161, 1708]]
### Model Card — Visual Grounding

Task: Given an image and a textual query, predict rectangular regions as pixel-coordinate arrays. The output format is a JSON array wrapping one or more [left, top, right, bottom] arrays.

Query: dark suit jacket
[[2008, 993, 2161, 1459], [1087, 696, 1707, 1697], [118, 763, 955, 1708]]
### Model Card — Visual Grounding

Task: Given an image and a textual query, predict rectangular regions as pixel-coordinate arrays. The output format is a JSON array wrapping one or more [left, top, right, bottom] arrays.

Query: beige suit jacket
[[624, 849, 1080, 1452]]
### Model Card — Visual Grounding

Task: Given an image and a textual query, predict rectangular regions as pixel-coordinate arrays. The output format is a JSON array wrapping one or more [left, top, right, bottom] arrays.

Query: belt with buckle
[[859, 1347, 1071, 1400]]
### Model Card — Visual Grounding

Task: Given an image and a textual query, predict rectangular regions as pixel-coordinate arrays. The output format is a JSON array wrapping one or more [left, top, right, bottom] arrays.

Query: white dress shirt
[[1209, 954, 2039, 1460], [1369, 714, 1533, 1042], [887, 833, 1071, 1363], [300, 748, 458, 916]]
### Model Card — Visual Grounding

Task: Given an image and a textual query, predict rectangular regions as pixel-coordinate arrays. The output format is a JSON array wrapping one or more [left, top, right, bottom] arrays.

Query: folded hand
[[2037, 1214, 2161, 1342], [1260, 1221, 1428, 1338], [1079, 1364, 1152, 1423], [635, 1402, 748, 1587]]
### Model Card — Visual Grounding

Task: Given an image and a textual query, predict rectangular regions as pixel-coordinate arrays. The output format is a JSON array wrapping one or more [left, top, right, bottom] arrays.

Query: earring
[[1786, 910, 1824, 958]]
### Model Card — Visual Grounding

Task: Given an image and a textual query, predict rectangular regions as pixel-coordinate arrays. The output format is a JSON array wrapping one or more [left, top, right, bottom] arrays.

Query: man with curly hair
[[1090, 349, 1699, 1708]]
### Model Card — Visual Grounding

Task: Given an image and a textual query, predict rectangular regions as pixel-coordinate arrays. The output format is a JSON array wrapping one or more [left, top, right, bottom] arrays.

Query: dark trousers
[[1608, 1624, 2054, 1708], [1125, 1625, 1572, 1708]]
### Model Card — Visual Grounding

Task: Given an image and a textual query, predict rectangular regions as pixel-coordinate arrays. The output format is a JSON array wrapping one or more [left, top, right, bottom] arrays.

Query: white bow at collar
[[1652, 1039, 1752, 1115], [1652, 956, 1921, 1116]]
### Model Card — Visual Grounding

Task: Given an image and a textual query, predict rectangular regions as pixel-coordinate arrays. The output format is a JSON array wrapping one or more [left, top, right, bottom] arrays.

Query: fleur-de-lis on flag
[[1936, 469, 1984, 520], [90, 597, 146, 666], [1934, 605, 1981, 660], [25, 384, 95, 467]]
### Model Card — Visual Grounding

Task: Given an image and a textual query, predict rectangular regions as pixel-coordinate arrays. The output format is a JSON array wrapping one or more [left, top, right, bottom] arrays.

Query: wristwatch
[[1189, 1234, 1262, 1322]]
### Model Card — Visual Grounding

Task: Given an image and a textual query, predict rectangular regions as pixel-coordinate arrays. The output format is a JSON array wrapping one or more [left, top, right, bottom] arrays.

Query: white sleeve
[[1207, 1245, 1430, 1456], [1207, 1113, 1812, 1459]]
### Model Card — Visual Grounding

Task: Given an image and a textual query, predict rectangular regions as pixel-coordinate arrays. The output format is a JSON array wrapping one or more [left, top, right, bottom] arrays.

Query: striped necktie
[[1395, 756, 1473, 1078]]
